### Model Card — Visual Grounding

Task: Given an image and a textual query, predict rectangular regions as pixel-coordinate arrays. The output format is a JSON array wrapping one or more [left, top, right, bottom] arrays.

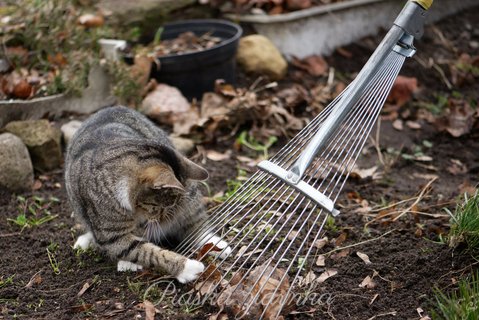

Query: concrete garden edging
[[227, 0, 479, 59]]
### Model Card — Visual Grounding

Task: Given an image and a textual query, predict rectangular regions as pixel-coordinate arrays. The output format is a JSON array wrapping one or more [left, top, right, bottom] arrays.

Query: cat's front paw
[[117, 260, 144, 272], [176, 259, 205, 284], [206, 235, 232, 259], [74, 232, 95, 250]]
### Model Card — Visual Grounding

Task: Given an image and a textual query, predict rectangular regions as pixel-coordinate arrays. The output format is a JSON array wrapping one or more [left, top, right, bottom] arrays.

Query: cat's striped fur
[[65, 106, 225, 283]]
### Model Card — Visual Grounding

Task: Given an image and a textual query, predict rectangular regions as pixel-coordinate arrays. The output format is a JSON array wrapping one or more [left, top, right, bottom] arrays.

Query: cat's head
[[136, 151, 208, 218]]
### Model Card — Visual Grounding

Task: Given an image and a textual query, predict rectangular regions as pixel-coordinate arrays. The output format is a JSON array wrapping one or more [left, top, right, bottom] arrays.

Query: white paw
[[117, 260, 144, 272], [206, 235, 232, 259], [74, 232, 95, 250], [176, 259, 205, 284]]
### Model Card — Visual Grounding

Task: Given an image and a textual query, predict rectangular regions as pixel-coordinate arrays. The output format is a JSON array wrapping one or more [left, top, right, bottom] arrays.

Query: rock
[[140, 84, 191, 125], [61, 120, 83, 145], [169, 136, 196, 155], [236, 35, 288, 81], [5, 120, 62, 172], [0, 133, 34, 191]]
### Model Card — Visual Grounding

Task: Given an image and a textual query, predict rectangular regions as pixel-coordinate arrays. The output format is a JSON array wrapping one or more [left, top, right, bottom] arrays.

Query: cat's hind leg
[[74, 231, 96, 250]]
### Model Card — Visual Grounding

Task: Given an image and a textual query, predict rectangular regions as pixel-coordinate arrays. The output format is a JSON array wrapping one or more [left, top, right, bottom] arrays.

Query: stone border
[[0, 67, 116, 128]]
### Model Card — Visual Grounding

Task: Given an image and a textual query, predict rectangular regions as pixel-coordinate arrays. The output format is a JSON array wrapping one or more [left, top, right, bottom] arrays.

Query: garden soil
[[1, 6, 479, 320]]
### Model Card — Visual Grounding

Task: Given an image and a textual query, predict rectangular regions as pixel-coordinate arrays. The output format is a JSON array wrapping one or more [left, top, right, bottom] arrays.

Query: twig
[[0, 232, 21, 237], [392, 177, 437, 221], [324, 229, 396, 256]]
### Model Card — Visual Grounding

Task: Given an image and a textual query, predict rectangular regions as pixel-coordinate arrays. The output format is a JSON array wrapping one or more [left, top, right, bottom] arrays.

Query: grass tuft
[[431, 271, 479, 320], [447, 192, 479, 257]]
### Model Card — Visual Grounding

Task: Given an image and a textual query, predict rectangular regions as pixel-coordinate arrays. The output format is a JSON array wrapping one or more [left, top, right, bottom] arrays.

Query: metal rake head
[[176, 1, 432, 318]]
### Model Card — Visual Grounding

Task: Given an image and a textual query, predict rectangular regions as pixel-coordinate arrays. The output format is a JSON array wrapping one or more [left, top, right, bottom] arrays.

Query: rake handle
[[287, 0, 430, 184]]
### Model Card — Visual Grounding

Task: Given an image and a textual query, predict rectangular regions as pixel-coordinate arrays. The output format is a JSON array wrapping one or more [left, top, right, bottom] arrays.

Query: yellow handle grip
[[412, 0, 433, 10]]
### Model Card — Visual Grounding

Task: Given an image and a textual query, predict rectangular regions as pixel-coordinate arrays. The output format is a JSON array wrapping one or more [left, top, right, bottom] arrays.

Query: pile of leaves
[[150, 31, 223, 57], [200, 0, 350, 15], [0, 0, 113, 100]]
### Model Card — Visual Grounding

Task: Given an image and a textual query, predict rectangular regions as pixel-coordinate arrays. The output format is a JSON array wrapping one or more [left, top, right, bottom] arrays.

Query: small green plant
[[447, 192, 479, 257], [46, 242, 61, 275], [0, 275, 15, 288], [324, 215, 339, 233], [7, 195, 59, 231], [431, 271, 479, 320], [236, 131, 278, 159]]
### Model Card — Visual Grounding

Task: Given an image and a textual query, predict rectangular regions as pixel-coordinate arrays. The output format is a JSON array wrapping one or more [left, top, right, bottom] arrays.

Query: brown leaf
[[143, 300, 156, 320], [405, 120, 422, 130], [435, 99, 476, 137], [77, 281, 91, 297], [25, 271, 42, 288], [392, 119, 403, 131], [315, 255, 325, 267], [292, 55, 329, 77], [12, 79, 33, 99], [316, 269, 337, 283], [32, 180, 42, 191], [196, 242, 222, 261], [47, 53, 68, 66], [356, 252, 372, 265], [330, 249, 350, 261], [447, 159, 468, 175], [286, 0, 312, 10], [359, 275, 376, 289], [206, 150, 232, 161], [313, 237, 329, 249], [333, 232, 347, 247], [387, 75, 418, 107], [130, 55, 153, 89], [77, 14, 104, 27]]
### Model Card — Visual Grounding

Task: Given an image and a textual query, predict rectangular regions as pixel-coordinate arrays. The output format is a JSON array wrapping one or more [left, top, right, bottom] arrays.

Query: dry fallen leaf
[[216, 262, 293, 320], [313, 237, 329, 249], [405, 120, 422, 130], [387, 75, 418, 107], [359, 275, 376, 289], [392, 119, 404, 131], [143, 300, 156, 320], [77, 281, 91, 297], [356, 252, 372, 265], [77, 13, 104, 27], [316, 269, 338, 283], [350, 166, 381, 180], [434, 98, 476, 137], [315, 254, 326, 267], [292, 55, 329, 77], [330, 249, 350, 261], [206, 150, 232, 161]]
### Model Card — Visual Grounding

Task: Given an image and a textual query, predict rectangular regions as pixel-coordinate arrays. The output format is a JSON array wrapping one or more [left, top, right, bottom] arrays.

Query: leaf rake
[[177, 1, 433, 318]]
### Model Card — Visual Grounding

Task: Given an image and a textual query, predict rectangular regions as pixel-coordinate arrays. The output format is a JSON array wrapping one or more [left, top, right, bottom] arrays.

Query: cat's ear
[[179, 156, 209, 181], [140, 164, 185, 191]]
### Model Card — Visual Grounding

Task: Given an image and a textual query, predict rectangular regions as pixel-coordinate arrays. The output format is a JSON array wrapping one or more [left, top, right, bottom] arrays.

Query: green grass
[[431, 271, 479, 320], [236, 131, 277, 159], [447, 192, 479, 257], [7, 195, 59, 231]]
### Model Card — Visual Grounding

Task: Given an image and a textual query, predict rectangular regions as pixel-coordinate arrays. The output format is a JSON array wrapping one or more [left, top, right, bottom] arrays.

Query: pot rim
[[155, 19, 243, 61]]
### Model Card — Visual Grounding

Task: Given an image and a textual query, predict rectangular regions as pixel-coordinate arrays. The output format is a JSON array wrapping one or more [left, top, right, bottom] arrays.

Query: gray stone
[[169, 136, 196, 155], [140, 84, 191, 126], [236, 35, 288, 81], [0, 133, 34, 192], [5, 120, 62, 172], [61, 120, 83, 145]]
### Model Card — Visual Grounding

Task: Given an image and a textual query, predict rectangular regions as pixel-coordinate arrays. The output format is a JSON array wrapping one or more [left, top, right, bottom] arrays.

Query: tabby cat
[[65, 106, 230, 283]]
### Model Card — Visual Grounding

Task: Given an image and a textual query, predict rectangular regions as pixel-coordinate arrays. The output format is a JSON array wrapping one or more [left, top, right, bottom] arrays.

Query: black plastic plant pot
[[151, 19, 243, 100]]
